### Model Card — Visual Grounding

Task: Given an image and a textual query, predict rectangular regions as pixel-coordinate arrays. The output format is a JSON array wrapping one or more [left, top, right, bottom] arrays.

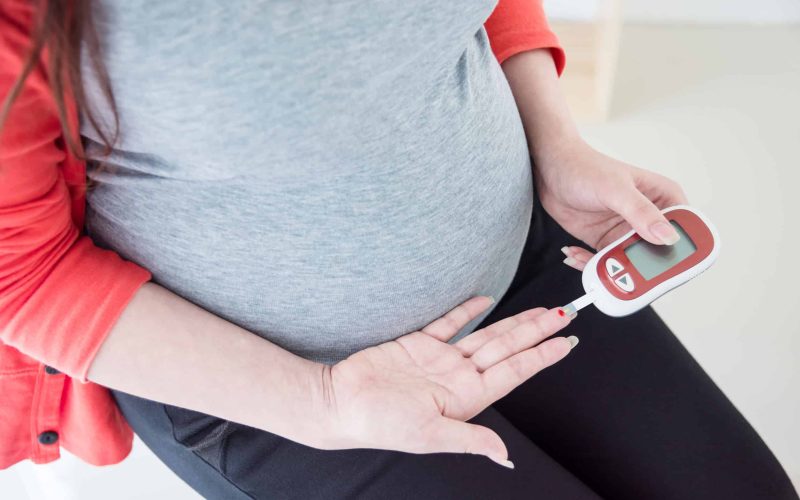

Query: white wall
[[580, 23, 800, 487], [545, 0, 800, 24]]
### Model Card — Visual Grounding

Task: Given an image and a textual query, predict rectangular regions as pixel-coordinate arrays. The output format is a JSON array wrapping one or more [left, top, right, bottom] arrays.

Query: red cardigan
[[0, 0, 565, 469]]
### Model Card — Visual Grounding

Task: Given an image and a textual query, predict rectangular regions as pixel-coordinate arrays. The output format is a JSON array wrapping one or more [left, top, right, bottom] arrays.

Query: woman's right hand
[[317, 296, 577, 468]]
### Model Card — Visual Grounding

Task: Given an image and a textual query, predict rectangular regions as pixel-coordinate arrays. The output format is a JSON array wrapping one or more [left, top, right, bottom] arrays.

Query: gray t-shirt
[[81, 0, 533, 364]]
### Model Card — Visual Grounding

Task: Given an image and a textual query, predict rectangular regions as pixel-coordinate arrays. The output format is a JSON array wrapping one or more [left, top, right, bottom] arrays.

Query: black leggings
[[110, 198, 797, 500]]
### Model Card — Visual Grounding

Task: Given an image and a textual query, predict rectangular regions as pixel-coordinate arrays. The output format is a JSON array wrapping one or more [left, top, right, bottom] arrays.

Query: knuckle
[[537, 341, 565, 366], [513, 322, 539, 347], [441, 315, 459, 332], [529, 314, 554, 336], [526, 346, 550, 373], [456, 334, 478, 352], [632, 195, 655, 214], [673, 182, 688, 201], [506, 354, 527, 379], [521, 308, 546, 320], [487, 334, 516, 362], [471, 350, 490, 371], [482, 325, 504, 342], [474, 430, 496, 453], [475, 346, 500, 370], [449, 304, 468, 324]]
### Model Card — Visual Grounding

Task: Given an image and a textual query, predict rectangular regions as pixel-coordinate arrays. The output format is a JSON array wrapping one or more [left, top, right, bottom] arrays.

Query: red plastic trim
[[597, 209, 715, 300]]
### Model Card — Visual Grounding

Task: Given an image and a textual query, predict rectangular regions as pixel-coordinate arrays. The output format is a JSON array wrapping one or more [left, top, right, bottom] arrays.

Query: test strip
[[561, 291, 596, 318]]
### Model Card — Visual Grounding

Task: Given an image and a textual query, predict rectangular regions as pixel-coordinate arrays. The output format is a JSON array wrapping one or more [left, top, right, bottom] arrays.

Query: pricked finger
[[470, 308, 571, 371], [455, 307, 547, 356]]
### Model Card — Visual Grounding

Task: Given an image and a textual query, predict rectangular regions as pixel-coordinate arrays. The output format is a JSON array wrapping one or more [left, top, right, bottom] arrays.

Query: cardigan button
[[44, 365, 60, 375], [38, 430, 59, 445]]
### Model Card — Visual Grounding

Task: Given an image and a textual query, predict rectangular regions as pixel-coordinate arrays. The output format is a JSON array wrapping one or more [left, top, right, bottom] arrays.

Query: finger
[[471, 308, 571, 372], [603, 184, 680, 246], [421, 295, 495, 342], [560, 246, 594, 271], [595, 219, 636, 250], [455, 307, 548, 356], [561, 246, 593, 262], [637, 169, 689, 207], [481, 336, 576, 402], [423, 417, 512, 468]]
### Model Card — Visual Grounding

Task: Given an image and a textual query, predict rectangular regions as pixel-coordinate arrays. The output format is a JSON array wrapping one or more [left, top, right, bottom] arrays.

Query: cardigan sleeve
[[0, 1, 152, 383], [484, 0, 566, 76]]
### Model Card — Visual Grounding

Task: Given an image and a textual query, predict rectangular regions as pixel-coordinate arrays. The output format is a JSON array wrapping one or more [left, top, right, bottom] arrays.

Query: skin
[[501, 49, 688, 252], [322, 299, 574, 468], [88, 48, 687, 469]]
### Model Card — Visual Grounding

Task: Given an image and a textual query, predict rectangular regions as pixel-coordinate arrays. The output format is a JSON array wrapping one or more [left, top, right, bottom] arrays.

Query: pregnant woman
[[1, 1, 796, 498]]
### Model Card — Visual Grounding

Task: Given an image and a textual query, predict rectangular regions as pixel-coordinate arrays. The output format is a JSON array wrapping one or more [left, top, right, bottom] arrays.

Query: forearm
[[87, 281, 330, 447], [502, 49, 685, 249], [501, 48, 581, 160]]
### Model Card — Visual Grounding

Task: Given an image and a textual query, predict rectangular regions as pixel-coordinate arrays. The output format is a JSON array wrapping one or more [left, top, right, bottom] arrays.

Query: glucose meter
[[562, 205, 720, 317]]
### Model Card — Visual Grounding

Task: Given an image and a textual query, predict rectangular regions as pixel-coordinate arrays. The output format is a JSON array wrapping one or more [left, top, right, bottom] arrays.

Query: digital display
[[624, 221, 697, 280]]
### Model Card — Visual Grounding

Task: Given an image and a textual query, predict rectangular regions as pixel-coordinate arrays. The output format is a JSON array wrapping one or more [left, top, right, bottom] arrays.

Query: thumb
[[606, 186, 680, 245], [426, 417, 514, 469]]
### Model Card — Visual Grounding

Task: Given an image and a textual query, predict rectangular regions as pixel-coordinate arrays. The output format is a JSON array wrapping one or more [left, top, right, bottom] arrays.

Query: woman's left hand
[[533, 137, 688, 270], [501, 49, 688, 271]]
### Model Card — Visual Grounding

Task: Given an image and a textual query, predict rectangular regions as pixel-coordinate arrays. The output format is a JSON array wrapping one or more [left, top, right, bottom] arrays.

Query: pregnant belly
[[87, 147, 533, 364], [85, 31, 534, 363]]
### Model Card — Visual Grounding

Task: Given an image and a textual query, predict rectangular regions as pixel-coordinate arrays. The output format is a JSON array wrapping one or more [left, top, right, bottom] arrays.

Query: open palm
[[321, 296, 575, 467]]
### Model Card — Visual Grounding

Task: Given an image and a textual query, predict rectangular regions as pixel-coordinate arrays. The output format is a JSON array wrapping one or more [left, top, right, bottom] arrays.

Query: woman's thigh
[[111, 389, 600, 500], [480, 197, 798, 500]]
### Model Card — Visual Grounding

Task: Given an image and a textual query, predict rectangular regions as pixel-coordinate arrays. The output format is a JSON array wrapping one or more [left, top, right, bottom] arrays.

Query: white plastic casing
[[581, 205, 721, 317]]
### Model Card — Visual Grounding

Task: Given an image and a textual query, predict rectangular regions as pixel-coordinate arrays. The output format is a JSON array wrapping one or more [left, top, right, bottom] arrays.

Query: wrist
[[307, 361, 339, 447], [308, 362, 364, 450], [305, 361, 377, 451], [313, 363, 339, 447], [530, 134, 592, 179], [247, 356, 338, 449], [296, 361, 345, 450], [531, 128, 585, 164]]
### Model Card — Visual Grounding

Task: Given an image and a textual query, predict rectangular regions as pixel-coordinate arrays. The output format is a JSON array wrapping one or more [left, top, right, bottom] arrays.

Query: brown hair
[[0, 0, 118, 160]]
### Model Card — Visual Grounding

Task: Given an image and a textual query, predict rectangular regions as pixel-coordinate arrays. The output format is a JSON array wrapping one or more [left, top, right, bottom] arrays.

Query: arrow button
[[606, 258, 624, 277], [614, 273, 635, 292]]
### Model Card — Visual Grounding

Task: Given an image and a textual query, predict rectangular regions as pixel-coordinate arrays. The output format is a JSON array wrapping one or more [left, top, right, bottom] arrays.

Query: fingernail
[[489, 456, 515, 469], [559, 304, 578, 320], [567, 335, 580, 349], [650, 221, 680, 245], [486, 295, 496, 305], [560, 246, 571, 257], [563, 256, 578, 267]]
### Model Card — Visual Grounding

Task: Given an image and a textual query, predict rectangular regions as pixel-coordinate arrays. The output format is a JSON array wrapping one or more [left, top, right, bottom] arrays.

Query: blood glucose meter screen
[[624, 221, 697, 280]]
